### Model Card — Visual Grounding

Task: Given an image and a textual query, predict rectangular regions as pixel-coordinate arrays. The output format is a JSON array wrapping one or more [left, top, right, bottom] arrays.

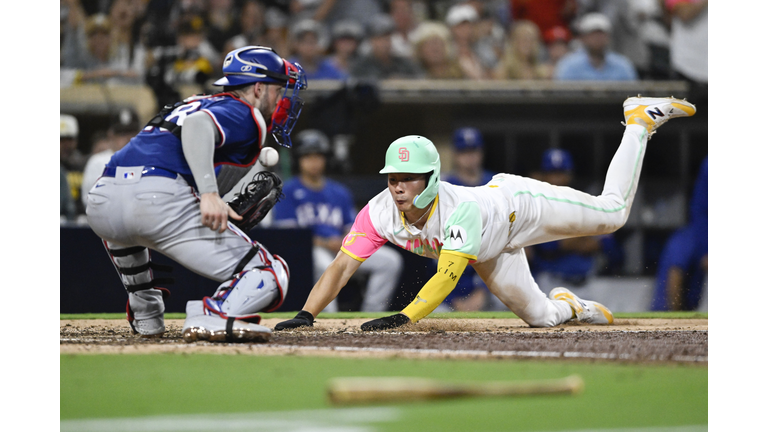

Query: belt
[[102, 166, 179, 180]]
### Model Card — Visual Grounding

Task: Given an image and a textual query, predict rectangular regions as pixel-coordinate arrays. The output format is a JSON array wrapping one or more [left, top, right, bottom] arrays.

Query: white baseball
[[259, 147, 279, 167]]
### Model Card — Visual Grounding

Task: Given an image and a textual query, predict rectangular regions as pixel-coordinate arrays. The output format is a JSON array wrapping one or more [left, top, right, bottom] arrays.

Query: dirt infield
[[60, 318, 707, 364]]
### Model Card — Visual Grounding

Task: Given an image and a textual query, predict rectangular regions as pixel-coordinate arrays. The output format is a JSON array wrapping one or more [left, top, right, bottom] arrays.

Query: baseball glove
[[227, 171, 283, 232]]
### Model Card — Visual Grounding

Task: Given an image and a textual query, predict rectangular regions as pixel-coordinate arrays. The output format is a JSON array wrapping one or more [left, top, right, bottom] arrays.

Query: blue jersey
[[271, 177, 356, 238], [107, 94, 267, 188]]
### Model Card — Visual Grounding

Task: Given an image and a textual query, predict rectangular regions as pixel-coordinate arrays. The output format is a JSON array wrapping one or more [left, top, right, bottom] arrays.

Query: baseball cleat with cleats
[[549, 287, 614, 325], [130, 317, 166, 338], [622, 95, 696, 138], [182, 314, 272, 343]]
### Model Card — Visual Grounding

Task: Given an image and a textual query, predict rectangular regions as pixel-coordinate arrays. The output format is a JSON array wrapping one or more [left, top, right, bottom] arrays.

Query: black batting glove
[[274, 310, 314, 331], [361, 313, 411, 331]]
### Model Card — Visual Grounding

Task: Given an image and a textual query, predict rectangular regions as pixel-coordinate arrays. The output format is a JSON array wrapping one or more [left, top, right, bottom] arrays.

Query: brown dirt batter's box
[[60, 318, 708, 364]]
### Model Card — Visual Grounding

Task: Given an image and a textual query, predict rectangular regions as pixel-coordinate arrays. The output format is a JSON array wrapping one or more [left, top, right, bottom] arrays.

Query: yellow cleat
[[623, 95, 696, 139], [549, 287, 614, 325]]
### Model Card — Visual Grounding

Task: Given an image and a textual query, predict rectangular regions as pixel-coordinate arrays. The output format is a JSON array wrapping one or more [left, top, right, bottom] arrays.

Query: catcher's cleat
[[622, 95, 696, 139], [182, 314, 271, 343], [549, 287, 614, 325], [131, 317, 166, 337]]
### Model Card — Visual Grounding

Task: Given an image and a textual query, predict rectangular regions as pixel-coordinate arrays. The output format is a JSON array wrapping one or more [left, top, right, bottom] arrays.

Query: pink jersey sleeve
[[340, 204, 388, 261]]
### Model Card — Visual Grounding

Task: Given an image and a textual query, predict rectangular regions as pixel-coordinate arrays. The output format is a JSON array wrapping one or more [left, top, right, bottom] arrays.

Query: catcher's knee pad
[[105, 243, 174, 331], [202, 245, 289, 323]]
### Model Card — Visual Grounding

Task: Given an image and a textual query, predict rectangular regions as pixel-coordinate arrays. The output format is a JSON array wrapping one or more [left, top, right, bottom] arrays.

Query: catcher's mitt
[[227, 171, 283, 232]]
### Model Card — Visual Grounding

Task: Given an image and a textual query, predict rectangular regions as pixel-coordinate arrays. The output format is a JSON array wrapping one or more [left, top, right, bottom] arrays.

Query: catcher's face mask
[[270, 61, 307, 148]]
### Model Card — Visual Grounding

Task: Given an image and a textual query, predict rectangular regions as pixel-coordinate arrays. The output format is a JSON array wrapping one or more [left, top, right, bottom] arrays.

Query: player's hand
[[361, 313, 411, 331], [274, 310, 315, 330], [200, 192, 242, 233]]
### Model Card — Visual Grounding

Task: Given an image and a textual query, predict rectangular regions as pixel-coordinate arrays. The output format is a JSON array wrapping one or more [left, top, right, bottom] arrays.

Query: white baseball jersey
[[341, 178, 524, 264]]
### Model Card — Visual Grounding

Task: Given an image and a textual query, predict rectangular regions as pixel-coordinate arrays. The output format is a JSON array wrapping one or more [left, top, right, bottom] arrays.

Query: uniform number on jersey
[[164, 101, 203, 126]]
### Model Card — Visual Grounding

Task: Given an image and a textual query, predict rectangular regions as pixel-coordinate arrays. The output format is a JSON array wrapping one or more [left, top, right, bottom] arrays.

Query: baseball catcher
[[85, 46, 306, 342]]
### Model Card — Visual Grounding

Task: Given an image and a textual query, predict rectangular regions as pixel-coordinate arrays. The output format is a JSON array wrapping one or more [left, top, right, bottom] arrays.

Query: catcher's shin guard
[[202, 244, 289, 323], [104, 242, 174, 336]]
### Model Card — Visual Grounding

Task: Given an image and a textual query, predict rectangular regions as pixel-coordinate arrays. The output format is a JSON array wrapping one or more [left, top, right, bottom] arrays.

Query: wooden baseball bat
[[327, 375, 584, 405]]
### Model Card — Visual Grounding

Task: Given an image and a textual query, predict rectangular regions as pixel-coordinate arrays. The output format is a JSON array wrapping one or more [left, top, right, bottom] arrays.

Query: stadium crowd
[[61, 0, 707, 92]]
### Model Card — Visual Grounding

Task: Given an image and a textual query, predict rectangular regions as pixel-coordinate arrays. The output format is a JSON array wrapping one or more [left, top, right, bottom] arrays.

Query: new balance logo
[[646, 107, 665, 120]]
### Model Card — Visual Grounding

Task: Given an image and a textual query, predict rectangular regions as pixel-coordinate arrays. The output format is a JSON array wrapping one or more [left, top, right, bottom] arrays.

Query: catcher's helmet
[[380, 135, 441, 209], [213, 46, 308, 148]]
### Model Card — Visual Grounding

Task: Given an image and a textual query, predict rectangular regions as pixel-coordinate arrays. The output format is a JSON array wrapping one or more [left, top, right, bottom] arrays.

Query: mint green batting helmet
[[379, 135, 441, 209]]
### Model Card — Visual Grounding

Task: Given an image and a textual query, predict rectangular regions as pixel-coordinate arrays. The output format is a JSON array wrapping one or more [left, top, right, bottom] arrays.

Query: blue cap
[[453, 127, 484, 151], [541, 149, 574, 172]]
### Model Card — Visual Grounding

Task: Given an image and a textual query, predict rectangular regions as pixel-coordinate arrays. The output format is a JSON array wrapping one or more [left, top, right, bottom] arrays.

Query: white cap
[[578, 12, 612, 34], [60, 114, 78, 138], [445, 4, 479, 27]]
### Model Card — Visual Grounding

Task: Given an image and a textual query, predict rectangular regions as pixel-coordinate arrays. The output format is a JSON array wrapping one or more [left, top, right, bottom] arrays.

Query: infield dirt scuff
[[60, 318, 707, 364]]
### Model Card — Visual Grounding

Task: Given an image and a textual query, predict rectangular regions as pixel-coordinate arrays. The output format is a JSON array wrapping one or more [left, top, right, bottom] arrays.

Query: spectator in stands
[[81, 109, 142, 208], [174, 15, 218, 85], [493, 19, 549, 80], [271, 130, 404, 312], [328, 20, 365, 76], [443, 127, 497, 187], [60, 114, 87, 175], [107, 0, 147, 81], [473, 2, 507, 72], [204, 0, 240, 53], [411, 22, 464, 79], [221, 0, 266, 54], [289, 0, 383, 30], [437, 127, 503, 311], [60, 114, 87, 215], [666, 0, 707, 103], [60, 4, 143, 86], [527, 149, 624, 293], [445, 3, 490, 80], [288, 19, 348, 80], [651, 157, 708, 311], [350, 14, 423, 81], [542, 25, 572, 78], [60, 115, 81, 222], [605, 0, 671, 80], [262, 8, 291, 58], [553, 12, 638, 81], [511, 0, 578, 37], [388, 0, 420, 59]]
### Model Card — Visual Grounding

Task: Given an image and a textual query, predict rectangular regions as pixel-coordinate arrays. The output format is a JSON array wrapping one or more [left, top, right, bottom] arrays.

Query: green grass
[[60, 355, 707, 431], [60, 311, 708, 320]]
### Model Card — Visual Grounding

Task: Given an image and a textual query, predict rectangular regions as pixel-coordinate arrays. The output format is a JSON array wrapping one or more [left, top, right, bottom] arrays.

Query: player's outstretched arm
[[361, 253, 469, 331], [274, 251, 362, 330]]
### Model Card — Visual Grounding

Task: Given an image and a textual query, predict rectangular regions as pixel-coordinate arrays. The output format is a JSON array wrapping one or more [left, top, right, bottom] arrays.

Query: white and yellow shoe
[[549, 287, 614, 325], [623, 95, 696, 138]]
